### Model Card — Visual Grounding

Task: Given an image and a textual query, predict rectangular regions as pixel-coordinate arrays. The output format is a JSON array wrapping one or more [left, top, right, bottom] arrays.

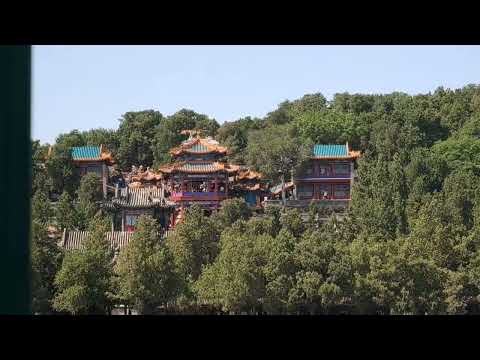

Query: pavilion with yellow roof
[[157, 132, 265, 226]]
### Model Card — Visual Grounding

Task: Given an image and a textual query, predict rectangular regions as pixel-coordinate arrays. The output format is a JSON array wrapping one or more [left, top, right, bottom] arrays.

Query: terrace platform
[[263, 198, 350, 210]]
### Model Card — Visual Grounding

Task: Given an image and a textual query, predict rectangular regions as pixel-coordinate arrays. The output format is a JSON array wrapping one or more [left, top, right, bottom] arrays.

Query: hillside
[[31, 85, 480, 314]]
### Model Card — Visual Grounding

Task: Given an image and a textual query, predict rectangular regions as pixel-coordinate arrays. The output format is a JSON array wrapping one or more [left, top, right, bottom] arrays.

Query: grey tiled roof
[[107, 187, 175, 209], [61, 230, 172, 251]]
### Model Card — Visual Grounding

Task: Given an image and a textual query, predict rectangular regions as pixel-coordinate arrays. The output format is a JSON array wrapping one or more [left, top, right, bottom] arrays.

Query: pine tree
[[53, 214, 114, 315], [115, 215, 179, 314]]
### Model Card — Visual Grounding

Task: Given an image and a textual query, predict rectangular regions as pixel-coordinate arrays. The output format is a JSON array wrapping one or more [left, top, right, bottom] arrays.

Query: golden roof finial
[[180, 129, 204, 139]]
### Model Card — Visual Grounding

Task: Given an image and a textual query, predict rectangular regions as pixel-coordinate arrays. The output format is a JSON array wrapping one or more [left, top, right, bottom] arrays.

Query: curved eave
[[159, 161, 238, 175], [73, 158, 103, 162], [170, 149, 227, 156], [73, 158, 115, 165], [311, 155, 360, 160], [170, 169, 227, 174]]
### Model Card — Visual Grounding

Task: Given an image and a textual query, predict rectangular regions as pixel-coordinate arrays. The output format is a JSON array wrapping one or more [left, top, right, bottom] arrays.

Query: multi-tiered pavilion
[[267, 143, 361, 212], [158, 132, 241, 224]]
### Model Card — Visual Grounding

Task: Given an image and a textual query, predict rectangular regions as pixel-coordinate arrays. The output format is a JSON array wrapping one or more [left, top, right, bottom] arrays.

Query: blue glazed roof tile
[[179, 162, 221, 173], [71, 146, 101, 160], [312, 144, 348, 157]]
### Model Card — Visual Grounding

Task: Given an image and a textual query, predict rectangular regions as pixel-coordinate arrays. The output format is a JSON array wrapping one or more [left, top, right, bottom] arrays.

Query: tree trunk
[[291, 168, 297, 200], [281, 173, 286, 207]]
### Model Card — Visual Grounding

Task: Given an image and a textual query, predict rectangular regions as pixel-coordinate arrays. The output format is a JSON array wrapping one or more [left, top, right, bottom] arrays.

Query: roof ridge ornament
[[181, 129, 203, 139]]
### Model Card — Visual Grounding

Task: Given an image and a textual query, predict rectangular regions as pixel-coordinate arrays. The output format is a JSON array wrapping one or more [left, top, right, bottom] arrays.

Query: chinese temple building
[[267, 143, 360, 210], [230, 168, 269, 210], [126, 165, 163, 189], [102, 187, 175, 231], [71, 145, 114, 196], [295, 143, 360, 201], [158, 134, 242, 223]]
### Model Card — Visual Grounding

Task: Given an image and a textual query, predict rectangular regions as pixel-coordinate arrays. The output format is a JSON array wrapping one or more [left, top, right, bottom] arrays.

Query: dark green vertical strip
[[0, 45, 31, 314]]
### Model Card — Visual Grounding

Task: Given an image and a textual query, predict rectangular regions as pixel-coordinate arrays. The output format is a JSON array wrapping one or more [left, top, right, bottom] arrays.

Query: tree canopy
[[32, 84, 480, 315], [115, 216, 179, 314], [52, 214, 114, 315]]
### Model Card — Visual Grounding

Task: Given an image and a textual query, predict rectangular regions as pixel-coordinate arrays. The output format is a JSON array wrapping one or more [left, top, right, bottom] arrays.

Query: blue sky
[[32, 45, 480, 144]]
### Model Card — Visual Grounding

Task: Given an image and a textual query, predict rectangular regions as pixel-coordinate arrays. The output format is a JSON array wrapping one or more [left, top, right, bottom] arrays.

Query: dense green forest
[[31, 85, 480, 314]]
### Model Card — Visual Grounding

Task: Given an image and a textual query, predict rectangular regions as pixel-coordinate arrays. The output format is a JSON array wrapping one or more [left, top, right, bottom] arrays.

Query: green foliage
[[53, 214, 114, 315], [264, 101, 294, 126], [432, 136, 480, 172], [378, 238, 447, 315], [31, 220, 63, 314], [264, 94, 327, 127], [216, 117, 263, 164], [116, 110, 163, 170], [261, 229, 298, 313], [55, 191, 79, 231], [75, 173, 103, 230], [166, 205, 219, 285], [279, 209, 305, 239], [289, 93, 328, 116], [212, 198, 252, 229], [31, 140, 51, 196], [294, 110, 365, 149], [55, 130, 86, 149], [194, 225, 269, 313], [34, 84, 480, 314], [331, 93, 376, 114], [77, 173, 103, 202], [246, 124, 312, 182], [115, 216, 179, 314], [408, 193, 468, 270], [32, 191, 53, 226], [45, 140, 79, 196], [351, 156, 403, 239], [458, 114, 480, 138], [152, 109, 219, 166], [83, 128, 120, 157]]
